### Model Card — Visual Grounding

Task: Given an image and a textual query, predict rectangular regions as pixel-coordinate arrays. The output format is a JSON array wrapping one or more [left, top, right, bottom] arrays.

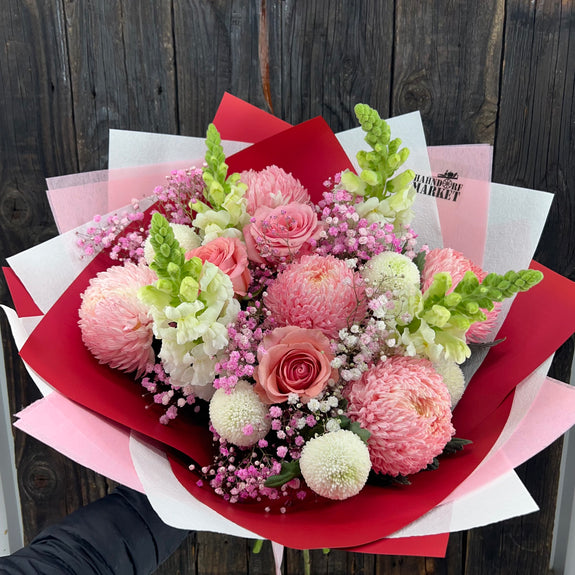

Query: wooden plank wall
[[1, 1, 573, 573]]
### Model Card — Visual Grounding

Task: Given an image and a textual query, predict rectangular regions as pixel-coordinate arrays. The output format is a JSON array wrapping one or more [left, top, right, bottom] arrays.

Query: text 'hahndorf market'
[[413, 173, 462, 202]]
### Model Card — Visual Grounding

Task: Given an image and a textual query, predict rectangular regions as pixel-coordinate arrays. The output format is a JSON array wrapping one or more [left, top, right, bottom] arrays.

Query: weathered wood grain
[[373, 532, 463, 575], [392, 2, 506, 572], [268, 0, 394, 129], [464, 442, 564, 575], [62, 0, 178, 170], [0, 0, 71, 267], [464, 1, 575, 572], [495, 0, 575, 280], [393, 0, 504, 145], [173, 0, 264, 137], [0, 0, 108, 544], [0, 0, 573, 573], [284, 546, 377, 575]]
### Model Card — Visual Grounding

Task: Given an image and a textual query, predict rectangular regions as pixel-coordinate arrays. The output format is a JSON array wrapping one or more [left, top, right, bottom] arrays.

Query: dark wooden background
[[1, 1, 574, 573]]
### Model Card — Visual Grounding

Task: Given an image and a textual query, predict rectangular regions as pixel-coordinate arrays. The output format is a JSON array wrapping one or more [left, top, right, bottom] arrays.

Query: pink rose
[[187, 237, 251, 296], [254, 326, 338, 404], [243, 202, 323, 264]]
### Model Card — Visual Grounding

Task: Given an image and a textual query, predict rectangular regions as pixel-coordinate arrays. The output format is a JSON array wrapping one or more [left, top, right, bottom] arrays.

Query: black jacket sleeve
[[0, 486, 190, 575]]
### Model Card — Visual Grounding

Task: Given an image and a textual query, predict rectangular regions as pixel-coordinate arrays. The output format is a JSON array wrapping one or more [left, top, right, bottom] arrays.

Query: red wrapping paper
[[9, 99, 575, 551]]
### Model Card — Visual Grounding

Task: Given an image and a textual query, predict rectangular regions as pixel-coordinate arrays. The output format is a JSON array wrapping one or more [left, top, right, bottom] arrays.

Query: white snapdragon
[[146, 261, 240, 400], [354, 186, 416, 231]]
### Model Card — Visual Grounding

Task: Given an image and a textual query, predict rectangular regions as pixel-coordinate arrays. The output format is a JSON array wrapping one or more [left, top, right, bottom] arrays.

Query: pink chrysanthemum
[[79, 262, 156, 377], [421, 248, 501, 343], [345, 356, 455, 477], [240, 165, 310, 216], [264, 254, 367, 339]]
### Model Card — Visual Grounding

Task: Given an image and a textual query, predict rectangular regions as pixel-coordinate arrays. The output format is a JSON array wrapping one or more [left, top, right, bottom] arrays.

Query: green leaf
[[412, 250, 426, 275], [367, 470, 411, 487], [406, 316, 421, 333], [442, 437, 473, 455], [264, 460, 301, 488], [338, 414, 352, 429], [349, 421, 371, 444]]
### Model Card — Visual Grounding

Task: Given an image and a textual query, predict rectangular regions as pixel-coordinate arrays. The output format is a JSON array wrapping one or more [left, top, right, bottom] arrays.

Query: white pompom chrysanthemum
[[433, 357, 466, 407], [300, 430, 371, 500], [209, 381, 271, 448], [361, 252, 420, 294]]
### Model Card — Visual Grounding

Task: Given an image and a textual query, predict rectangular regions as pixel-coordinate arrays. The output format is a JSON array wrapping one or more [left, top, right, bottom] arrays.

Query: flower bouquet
[[5, 94, 575, 562]]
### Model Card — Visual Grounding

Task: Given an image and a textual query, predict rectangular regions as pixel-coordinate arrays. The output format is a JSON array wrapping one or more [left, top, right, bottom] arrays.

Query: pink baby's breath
[[154, 167, 206, 225]]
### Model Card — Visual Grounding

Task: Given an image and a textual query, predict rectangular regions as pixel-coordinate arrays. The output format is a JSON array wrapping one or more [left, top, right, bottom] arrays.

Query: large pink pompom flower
[[421, 248, 501, 343], [240, 165, 310, 216], [79, 262, 156, 377], [264, 254, 367, 339], [345, 355, 454, 477]]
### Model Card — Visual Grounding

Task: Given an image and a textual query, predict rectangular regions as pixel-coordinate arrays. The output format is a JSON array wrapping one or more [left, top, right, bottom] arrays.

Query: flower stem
[[303, 549, 311, 575]]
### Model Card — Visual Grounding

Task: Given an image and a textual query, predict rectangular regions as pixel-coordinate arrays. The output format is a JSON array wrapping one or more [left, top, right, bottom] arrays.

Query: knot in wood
[[398, 74, 433, 115]]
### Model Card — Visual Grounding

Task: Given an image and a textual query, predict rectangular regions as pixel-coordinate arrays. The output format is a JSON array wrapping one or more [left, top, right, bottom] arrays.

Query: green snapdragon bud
[[351, 103, 414, 201], [139, 213, 208, 309], [416, 266, 544, 363]]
